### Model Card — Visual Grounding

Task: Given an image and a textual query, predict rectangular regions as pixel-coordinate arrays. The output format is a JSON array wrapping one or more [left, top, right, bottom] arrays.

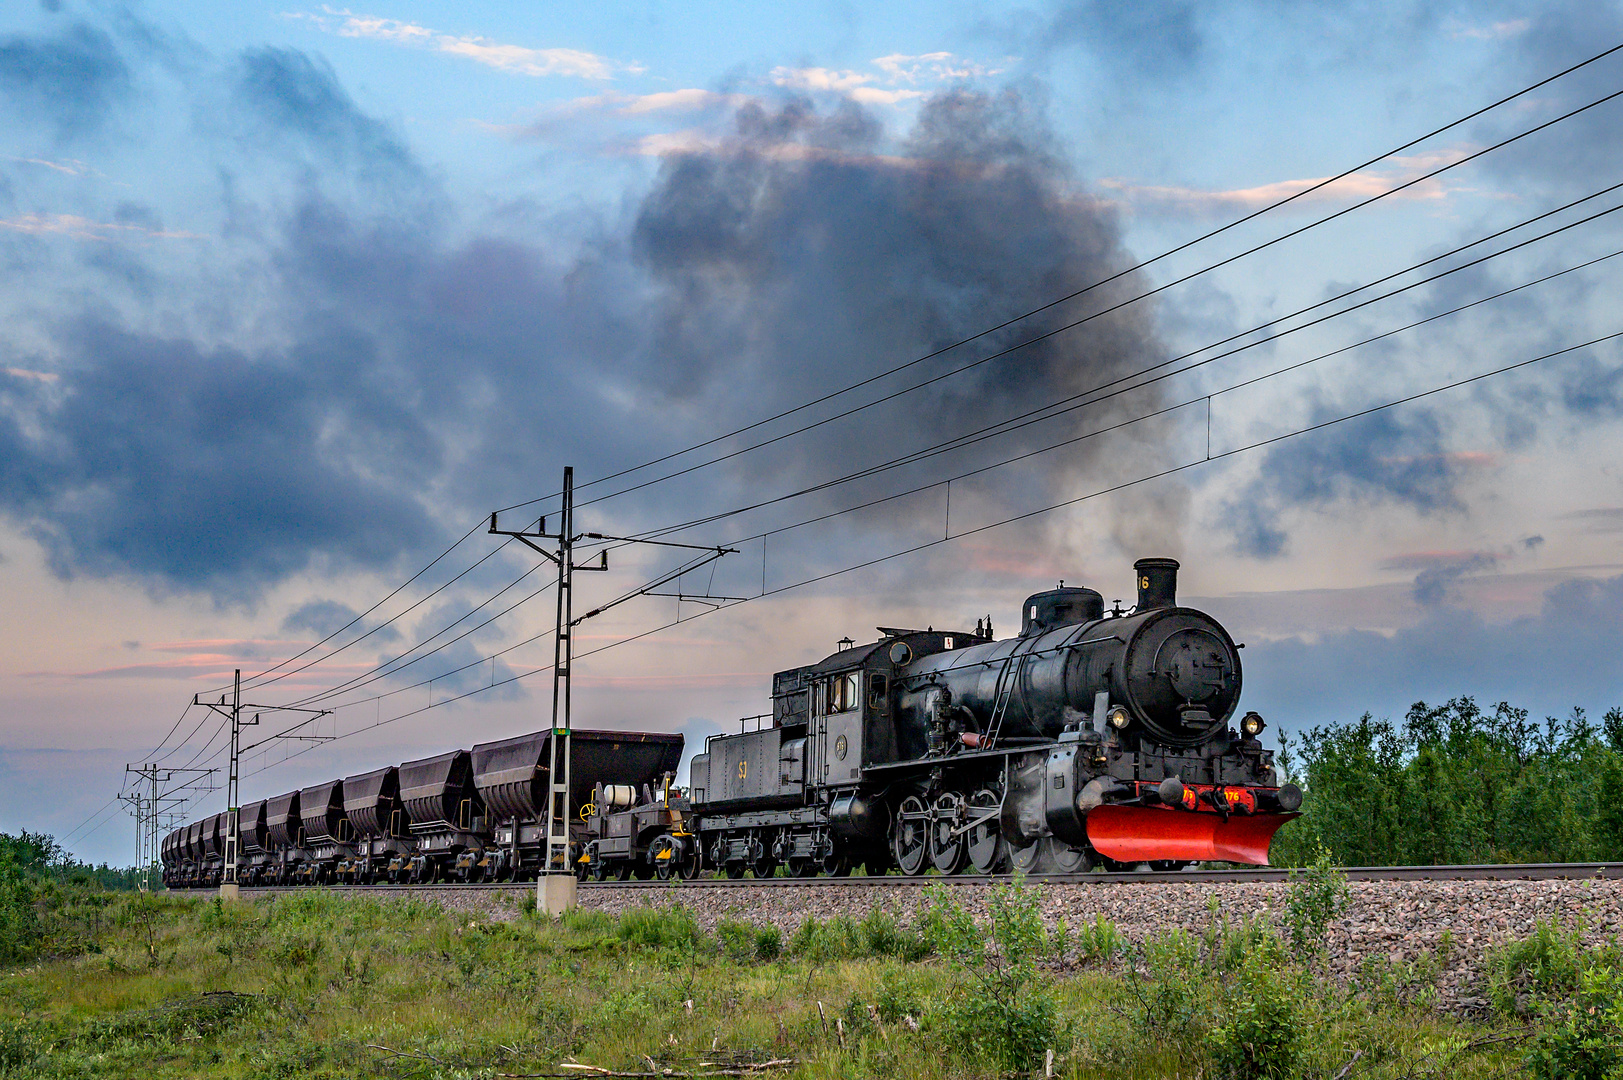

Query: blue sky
[[3, 1, 1623, 864]]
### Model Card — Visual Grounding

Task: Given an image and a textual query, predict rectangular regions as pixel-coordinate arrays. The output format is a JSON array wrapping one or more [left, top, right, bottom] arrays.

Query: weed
[[1076, 913, 1122, 964], [1486, 918, 1614, 1014], [1282, 844, 1350, 958], [616, 904, 703, 952]]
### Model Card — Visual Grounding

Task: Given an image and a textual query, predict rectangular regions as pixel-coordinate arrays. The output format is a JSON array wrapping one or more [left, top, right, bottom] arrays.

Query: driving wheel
[[930, 792, 969, 875], [967, 788, 1010, 874], [891, 795, 929, 876]]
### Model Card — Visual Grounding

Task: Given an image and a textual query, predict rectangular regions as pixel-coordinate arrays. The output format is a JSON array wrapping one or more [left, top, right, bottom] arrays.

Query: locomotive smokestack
[[1134, 558, 1180, 610]]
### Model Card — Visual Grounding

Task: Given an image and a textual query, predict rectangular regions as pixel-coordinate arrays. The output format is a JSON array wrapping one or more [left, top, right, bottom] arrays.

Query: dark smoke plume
[[626, 90, 1181, 568]]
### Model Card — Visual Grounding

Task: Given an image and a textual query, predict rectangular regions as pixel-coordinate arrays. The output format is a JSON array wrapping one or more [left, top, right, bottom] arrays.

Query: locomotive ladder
[[982, 651, 1026, 749]]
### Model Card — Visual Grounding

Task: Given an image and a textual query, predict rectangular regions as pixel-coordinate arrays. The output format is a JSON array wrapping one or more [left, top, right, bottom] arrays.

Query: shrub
[[873, 968, 923, 1024], [938, 982, 1056, 1072], [1122, 929, 1205, 1045], [1486, 919, 1606, 1014], [753, 923, 782, 961], [1282, 845, 1350, 958], [931, 882, 1058, 1073], [560, 907, 613, 935], [1527, 964, 1623, 1080], [1205, 952, 1299, 1080]]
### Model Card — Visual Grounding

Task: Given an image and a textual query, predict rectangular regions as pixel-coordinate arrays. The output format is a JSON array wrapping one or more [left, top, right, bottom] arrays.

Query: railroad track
[[233, 861, 1623, 895]]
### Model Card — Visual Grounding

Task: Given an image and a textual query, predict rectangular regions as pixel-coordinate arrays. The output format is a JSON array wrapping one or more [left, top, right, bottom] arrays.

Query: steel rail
[[230, 861, 1623, 895]]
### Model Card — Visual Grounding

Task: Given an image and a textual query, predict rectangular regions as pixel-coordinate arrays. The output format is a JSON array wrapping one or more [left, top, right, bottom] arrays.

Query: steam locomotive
[[161, 558, 1299, 886]]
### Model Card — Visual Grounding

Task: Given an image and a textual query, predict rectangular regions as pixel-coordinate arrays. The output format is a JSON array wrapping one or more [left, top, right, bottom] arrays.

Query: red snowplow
[[1084, 783, 1298, 866]]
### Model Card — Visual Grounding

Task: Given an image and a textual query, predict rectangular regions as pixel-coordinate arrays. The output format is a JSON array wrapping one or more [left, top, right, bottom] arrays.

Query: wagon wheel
[[590, 857, 608, 882], [650, 835, 685, 881], [821, 852, 853, 877], [930, 792, 969, 875], [891, 795, 930, 876], [724, 862, 747, 880], [1045, 839, 1094, 874], [967, 789, 1010, 875], [1149, 860, 1189, 872], [614, 861, 634, 882], [787, 857, 819, 878], [751, 857, 779, 879], [1009, 839, 1042, 874]]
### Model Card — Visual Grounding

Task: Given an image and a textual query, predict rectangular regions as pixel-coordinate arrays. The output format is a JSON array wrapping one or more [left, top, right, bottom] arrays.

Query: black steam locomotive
[[162, 558, 1298, 886]]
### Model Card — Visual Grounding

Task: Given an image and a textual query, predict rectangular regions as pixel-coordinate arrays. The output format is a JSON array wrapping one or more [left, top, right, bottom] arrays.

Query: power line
[[222, 214, 1623, 779], [155, 42, 1623, 800], [254, 181, 1623, 725], [609, 184, 1623, 546], [492, 38, 1623, 517], [539, 80, 1623, 520], [229, 326, 1623, 787]]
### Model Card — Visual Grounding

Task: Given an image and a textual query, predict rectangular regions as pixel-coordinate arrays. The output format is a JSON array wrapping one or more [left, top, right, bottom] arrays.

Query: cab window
[[819, 672, 860, 714]]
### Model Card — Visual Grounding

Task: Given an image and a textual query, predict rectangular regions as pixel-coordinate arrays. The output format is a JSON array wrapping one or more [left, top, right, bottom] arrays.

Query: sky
[[3, 1, 1623, 865]]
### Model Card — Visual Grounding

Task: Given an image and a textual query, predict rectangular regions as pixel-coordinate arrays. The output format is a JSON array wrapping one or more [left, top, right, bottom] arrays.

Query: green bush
[[931, 882, 1058, 1073], [716, 918, 758, 961], [1205, 951, 1299, 1080], [753, 923, 782, 961], [1486, 919, 1604, 1014], [873, 968, 923, 1024], [937, 982, 1056, 1073], [1282, 846, 1350, 958], [788, 910, 927, 963], [1527, 964, 1623, 1080]]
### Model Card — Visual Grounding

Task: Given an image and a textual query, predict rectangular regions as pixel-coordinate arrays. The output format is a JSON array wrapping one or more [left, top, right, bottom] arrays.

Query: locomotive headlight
[[1240, 711, 1266, 737], [1106, 705, 1131, 730]]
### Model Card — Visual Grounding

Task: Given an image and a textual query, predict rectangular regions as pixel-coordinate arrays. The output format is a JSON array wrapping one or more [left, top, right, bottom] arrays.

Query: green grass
[[0, 883, 1569, 1079]]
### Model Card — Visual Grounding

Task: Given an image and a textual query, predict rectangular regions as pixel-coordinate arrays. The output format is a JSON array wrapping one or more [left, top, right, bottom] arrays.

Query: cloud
[[627, 90, 1182, 566], [4, 156, 102, 177], [1380, 550, 1501, 606], [1040, 0, 1203, 79], [1100, 149, 1474, 216], [0, 212, 205, 241], [872, 52, 1001, 83], [0, 318, 443, 598], [1245, 572, 1623, 736], [1470, 0, 1623, 197], [287, 8, 627, 80], [0, 23, 131, 139], [769, 52, 994, 106], [282, 598, 400, 643], [1447, 18, 1532, 40], [233, 47, 420, 181], [0, 49, 1180, 607], [1564, 507, 1623, 533], [1221, 409, 1468, 559]]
